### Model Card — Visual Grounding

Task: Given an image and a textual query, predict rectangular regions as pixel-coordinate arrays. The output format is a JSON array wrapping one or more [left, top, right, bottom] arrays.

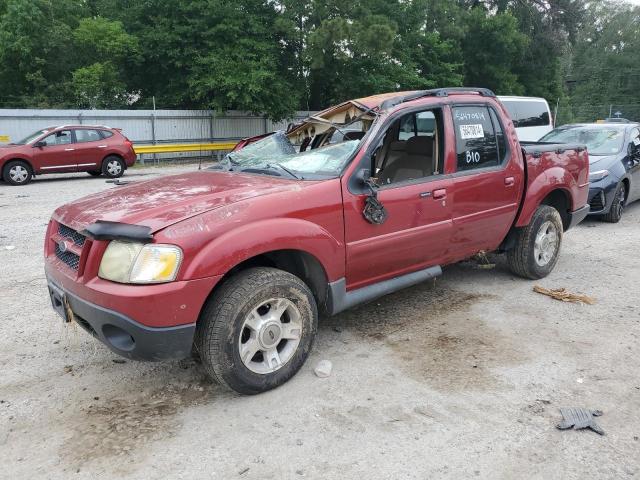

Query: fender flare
[[1, 156, 35, 174], [515, 166, 576, 227], [182, 217, 344, 282]]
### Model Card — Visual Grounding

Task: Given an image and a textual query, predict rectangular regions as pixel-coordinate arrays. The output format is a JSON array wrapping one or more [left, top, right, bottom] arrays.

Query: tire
[[602, 182, 626, 223], [507, 205, 563, 280], [195, 267, 318, 394], [2, 160, 33, 186], [102, 156, 125, 178], [87, 171, 102, 177]]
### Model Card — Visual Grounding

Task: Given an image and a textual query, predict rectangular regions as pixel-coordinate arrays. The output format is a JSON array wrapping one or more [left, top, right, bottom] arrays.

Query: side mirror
[[33, 141, 46, 148], [355, 168, 371, 186]]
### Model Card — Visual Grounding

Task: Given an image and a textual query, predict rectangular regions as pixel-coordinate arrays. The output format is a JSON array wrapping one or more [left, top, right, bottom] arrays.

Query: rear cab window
[[452, 105, 508, 172]]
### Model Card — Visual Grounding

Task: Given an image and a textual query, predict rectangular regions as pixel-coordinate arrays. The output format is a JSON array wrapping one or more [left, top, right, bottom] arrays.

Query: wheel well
[[2, 158, 34, 175], [101, 154, 125, 168], [212, 250, 329, 311], [622, 178, 630, 201], [540, 189, 570, 230]]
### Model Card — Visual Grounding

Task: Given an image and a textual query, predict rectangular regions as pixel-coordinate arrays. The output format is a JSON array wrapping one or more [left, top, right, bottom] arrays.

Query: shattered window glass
[[225, 131, 359, 177]]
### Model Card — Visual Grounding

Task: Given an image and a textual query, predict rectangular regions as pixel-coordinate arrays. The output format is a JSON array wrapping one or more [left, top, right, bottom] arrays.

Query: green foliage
[[0, 0, 633, 121], [563, 1, 640, 122], [461, 8, 529, 94]]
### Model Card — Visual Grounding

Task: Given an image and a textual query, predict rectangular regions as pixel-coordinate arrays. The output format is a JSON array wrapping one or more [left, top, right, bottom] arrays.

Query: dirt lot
[[1, 165, 639, 479]]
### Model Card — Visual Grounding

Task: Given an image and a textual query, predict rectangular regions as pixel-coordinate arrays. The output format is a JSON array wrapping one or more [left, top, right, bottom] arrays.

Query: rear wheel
[[3, 160, 33, 186], [195, 267, 317, 394], [507, 205, 563, 279], [602, 182, 626, 223], [102, 156, 125, 178]]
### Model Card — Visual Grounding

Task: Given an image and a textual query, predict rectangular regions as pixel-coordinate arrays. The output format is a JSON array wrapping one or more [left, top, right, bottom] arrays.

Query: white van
[[497, 96, 553, 141]]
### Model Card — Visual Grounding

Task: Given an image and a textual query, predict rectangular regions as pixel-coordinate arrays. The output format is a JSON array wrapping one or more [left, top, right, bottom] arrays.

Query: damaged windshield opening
[[215, 98, 379, 179], [221, 131, 362, 179]]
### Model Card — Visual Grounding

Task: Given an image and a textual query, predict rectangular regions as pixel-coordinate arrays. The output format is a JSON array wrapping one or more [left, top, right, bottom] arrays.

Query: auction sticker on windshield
[[459, 124, 484, 139]]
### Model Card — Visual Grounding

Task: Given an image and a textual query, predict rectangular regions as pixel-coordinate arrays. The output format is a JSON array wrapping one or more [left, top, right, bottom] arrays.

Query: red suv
[[0, 125, 136, 185]]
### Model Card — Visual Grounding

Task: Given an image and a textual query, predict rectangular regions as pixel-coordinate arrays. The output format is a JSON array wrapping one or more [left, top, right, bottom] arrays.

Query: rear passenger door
[[448, 104, 524, 257], [74, 129, 107, 172]]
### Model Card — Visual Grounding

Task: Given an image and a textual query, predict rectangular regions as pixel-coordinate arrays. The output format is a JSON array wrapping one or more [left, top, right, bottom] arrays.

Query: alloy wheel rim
[[616, 184, 626, 217], [107, 160, 122, 175], [533, 221, 559, 267], [9, 165, 28, 183], [238, 297, 302, 374]]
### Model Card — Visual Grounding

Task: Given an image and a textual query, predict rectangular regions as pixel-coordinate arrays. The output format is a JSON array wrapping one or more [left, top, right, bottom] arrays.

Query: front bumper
[[566, 204, 590, 230], [587, 179, 619, 214], [47, 278, 195, 360]]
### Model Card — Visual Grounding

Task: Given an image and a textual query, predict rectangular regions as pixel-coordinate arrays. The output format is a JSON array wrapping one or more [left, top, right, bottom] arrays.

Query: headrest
[[405, 135, 433, 155]]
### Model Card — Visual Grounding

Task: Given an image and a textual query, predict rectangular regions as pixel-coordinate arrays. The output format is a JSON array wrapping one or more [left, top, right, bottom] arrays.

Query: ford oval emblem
[[58, 240, 69, 253]]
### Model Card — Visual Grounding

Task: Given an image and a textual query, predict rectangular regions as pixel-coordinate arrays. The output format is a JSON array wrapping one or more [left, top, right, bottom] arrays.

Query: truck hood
[[53, 170, 302, 233]]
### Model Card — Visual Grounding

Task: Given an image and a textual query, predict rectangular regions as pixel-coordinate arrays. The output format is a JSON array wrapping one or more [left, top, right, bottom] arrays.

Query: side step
[[327, 265, 442, 315]]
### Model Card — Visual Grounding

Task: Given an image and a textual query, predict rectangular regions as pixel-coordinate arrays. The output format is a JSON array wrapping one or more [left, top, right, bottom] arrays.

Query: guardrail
[[133, 141, 238, 154]]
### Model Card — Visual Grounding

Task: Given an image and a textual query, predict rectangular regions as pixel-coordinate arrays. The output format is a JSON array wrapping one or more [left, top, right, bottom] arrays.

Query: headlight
[[98, 241, 182, 284], [589, 170, 609, 182]]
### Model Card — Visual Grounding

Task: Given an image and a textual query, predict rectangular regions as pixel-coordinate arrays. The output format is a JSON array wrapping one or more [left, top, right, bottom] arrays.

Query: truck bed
[[520, 141, 587, 156]]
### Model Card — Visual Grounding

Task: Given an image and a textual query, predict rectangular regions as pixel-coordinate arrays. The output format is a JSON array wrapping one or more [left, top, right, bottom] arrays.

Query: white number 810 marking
[[466, 151, 480, 163]]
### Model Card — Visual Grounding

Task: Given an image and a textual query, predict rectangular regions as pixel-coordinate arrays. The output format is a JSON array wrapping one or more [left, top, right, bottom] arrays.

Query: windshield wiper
[[265, 162, 302, 180]]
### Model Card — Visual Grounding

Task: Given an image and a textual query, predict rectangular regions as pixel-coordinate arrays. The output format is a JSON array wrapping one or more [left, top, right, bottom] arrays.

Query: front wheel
[[507, 205, 563, 279], [602, 182, 626, 223], [102, 156, 125, 178], [3, 160, 33, 186], [195, 267, 318, 394]]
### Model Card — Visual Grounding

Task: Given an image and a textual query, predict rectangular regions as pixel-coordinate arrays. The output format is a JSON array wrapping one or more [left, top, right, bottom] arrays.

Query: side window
[[398, 112, 436, 140], [490, 108, 508, 163], [398, 115, 415, 140], [377, 108, 442, 185], [452, 106, 499, 171], [100, 130, 114, 139], [75, 129, 103, 143], [42, 130, 72, 146]]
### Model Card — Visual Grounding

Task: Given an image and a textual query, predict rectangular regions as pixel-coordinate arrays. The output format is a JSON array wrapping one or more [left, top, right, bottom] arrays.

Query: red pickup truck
[[45, 88, 589, 394]]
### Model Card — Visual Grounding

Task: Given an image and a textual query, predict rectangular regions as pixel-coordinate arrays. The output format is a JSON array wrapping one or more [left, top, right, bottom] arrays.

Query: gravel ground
[[1, 165, 639, 480]]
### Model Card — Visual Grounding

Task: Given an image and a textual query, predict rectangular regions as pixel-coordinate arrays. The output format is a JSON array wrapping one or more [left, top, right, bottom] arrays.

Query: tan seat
[[379, 136, 433, 184]]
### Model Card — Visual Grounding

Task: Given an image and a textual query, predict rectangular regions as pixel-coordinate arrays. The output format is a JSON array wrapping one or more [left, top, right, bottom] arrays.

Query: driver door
[[32, 130, 77, 173], [341, 107, 453, 290]]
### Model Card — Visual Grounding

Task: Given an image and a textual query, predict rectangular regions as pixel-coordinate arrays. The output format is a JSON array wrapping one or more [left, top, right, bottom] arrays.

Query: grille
[[58, 223, 86, 246], [55, 243, 81, 270], [589, 192, 605, 212]]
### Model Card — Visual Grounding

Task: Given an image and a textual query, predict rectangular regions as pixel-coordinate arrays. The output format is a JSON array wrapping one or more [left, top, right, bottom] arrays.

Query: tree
[[461, 8, 529, 94]]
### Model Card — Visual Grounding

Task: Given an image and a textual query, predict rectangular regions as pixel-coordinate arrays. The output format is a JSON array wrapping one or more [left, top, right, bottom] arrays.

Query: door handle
[[64, 148, 75, 151], [432, 188, 447, 200], [504, 176, 515, 186]]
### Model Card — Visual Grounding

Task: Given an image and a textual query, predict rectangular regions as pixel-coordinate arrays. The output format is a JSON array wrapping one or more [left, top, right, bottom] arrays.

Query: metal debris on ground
[[557, 407, 604, 435], [471, 251, 496, 270], [533, 285, 595, 305]]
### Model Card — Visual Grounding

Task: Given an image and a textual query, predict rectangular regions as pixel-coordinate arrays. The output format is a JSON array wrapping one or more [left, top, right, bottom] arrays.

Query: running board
[[327, 265, 442, 315]]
